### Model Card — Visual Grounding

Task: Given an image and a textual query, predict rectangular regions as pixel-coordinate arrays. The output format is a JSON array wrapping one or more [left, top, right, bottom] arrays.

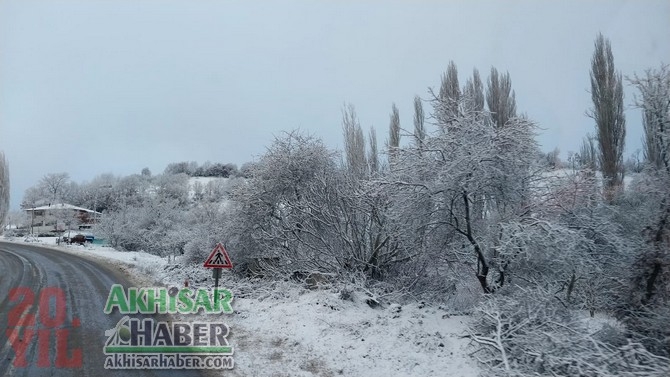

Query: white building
[[25, 203, 101, 234]]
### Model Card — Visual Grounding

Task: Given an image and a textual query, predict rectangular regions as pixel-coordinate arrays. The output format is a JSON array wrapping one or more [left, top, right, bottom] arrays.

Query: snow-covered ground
[[539, 167, 638, 189], [189, 176, 228, 186], [4, 236, 480, 377]]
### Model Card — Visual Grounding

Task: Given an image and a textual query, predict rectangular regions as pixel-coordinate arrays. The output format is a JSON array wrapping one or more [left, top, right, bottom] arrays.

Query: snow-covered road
[[4, 237, 479, 377]]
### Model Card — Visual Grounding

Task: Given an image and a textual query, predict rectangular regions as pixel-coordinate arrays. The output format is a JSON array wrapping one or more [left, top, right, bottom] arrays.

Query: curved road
[[0, 241, 207, 377]]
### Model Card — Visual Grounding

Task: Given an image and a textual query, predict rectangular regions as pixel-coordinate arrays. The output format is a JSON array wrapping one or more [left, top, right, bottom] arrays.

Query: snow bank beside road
[[225, 285, 478, 377], [4, 236, 479, 376]]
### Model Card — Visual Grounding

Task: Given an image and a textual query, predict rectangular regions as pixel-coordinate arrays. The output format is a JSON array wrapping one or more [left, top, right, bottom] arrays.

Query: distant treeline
[[164, 161, 249, 178]]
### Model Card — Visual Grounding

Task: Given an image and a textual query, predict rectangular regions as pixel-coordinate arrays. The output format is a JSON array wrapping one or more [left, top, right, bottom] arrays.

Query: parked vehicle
[[62, 233, 94, 245]]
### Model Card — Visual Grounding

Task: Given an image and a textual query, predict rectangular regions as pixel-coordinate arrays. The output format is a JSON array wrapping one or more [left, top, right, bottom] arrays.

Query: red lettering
[[8, 287, 35, 327], [55, 329, 82, 368], [37, 329, 50, 367], [6, 287, 81, 369], [39, 287, 66, 328], [7, 327, 35, 367]]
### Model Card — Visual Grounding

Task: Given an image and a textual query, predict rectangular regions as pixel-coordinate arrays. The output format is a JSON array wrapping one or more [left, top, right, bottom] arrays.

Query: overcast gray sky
[[1, 0, 668, 210]]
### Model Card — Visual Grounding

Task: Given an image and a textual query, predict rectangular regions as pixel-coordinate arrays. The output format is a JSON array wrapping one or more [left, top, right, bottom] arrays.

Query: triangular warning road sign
[[203, 243, 233, 269]]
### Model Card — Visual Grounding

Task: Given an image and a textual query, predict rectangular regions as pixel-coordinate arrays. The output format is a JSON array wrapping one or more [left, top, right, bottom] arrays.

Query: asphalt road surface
[[0, 241, 208, 377]]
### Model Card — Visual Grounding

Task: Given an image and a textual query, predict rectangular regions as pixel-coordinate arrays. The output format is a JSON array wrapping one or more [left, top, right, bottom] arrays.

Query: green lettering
[[178, 289, 194, 313], [129, 288, 150, 314], [104, 284, 129, 314], [194, 289, 213, 313], [169, 291, 177, 313], [147, 288, 168, 314], [215, 289, 234, 314]]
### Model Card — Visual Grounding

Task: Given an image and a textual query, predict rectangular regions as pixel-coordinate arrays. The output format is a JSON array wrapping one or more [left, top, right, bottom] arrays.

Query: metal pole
[[214, 268, 221, 306]]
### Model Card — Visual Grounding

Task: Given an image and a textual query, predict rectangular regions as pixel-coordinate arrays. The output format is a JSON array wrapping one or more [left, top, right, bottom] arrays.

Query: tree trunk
[[462, 190, 492, 293]]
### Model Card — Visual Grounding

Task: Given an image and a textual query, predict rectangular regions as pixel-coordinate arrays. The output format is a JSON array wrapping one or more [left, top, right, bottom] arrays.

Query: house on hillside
[[25, 203, 101, 234]]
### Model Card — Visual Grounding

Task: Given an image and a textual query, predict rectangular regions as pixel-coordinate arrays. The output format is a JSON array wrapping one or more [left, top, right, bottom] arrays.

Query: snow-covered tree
[[387, 103, 400, 160], [368, 127, 379, 175], [154, 173, 190, 206], [579, 134, 598, 171], [389, 86, 539, 293], [0, 152, 9, 228], [230, 130, 337, 268], [588, 33, 626, 198], [438, 61, 460, 128], [342, 104, 367, 177], [629, 64, 670, 172], [96, 197, 187, 255], [106, 174, 146, 210], [620, 173, 670, 342], [486, 67, 516, 129], [413, 95, 425, 150], [231, 130, 408, 278], [618, 68, 670, 352], [164, 161, 197, 176], [39, 172, 71, 204], [470, 287, 670, 376], [463, 68, 485, 115]]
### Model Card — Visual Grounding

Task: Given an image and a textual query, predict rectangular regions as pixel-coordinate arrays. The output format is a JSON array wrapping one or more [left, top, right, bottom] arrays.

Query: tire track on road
[[0, 241, 209, 377]]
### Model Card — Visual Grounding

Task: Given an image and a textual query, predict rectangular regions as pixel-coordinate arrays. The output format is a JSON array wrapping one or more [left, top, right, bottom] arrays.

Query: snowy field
[[4, 236, 480, 376]]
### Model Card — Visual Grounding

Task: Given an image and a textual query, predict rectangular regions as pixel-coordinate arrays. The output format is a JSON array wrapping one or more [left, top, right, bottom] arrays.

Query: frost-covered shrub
[[469, 288, 670, 376], [625, 304, 670, 359], [96, 198, 188, 256]]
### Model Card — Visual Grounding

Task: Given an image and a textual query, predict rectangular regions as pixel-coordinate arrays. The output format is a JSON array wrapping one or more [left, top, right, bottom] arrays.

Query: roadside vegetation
[[9, 35, 670, 376]]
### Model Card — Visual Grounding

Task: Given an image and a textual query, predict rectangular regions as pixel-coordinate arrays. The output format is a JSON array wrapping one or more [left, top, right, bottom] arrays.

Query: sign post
[[203, 243, 233, 306]]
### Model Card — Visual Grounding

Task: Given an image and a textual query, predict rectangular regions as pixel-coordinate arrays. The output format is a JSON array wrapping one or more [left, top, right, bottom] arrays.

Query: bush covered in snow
[[470, 288, 670, 376]]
